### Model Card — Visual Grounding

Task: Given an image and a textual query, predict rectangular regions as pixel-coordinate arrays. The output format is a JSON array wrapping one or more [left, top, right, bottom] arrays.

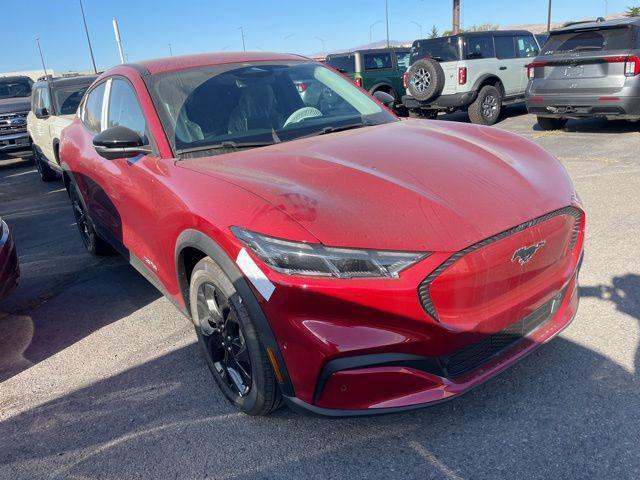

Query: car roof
[[130, 52, 309, 75], [0, 75, 32, 82], [34, 74, 98, 89], [413, 30, 534, 43], [552, 17, 640, 33], [327, 47, 410, 57]]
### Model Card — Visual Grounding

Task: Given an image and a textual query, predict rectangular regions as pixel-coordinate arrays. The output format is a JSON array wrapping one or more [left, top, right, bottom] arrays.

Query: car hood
[[0, 97, 30, 115], [179, 120, 574, 252]]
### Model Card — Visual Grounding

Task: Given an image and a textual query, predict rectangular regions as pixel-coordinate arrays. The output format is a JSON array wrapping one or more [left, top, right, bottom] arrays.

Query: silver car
[[526, 17, 640, 130]]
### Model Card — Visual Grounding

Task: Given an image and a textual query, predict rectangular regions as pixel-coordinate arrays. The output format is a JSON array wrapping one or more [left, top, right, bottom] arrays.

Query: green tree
[[625, 6, 640, 17], [429, 25, 439, 39]]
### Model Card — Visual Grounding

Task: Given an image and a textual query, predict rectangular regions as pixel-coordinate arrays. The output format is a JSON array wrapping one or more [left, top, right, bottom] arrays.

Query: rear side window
[[516, 35, 539, 58], [543, 27, 634, 54], [363, 52, 392, 70], [54, 85, 90, 115], [410, 37, 460, 63], [396, 51, 411, 70], [83, 82, 106, 133], [494, 36, 517, 59], [325, 55, 355, 73], [106, 79, 148, 142], [466, 35, 495, 59]]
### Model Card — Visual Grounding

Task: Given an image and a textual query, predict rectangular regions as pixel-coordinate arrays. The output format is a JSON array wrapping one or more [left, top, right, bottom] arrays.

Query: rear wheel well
[[477, 76, 504, 97], [178, 246, 208, 310], [371, 83, 397, 99], [53, 140, 61, 165]]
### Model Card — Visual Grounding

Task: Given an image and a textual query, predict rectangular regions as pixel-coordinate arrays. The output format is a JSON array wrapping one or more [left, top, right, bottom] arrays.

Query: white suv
[[402, 30, 540, 124], [27, 75, 96, 181]]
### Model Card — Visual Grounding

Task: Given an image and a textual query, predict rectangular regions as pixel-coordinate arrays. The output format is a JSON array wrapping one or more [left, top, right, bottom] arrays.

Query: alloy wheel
[[412, 68, 432, 93], [482, 94, 498, 119], [196, 282, 252, 397]]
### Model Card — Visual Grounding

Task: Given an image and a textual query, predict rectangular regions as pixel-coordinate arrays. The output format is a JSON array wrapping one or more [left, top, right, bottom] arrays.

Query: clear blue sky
[[2, 0, 634, 72]]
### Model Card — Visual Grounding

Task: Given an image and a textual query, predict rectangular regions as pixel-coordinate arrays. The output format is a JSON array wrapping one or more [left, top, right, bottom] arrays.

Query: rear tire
[[69, 182, 112, 256], [537, 116, 567, 131], [468, 85, 502, 125], [407, 58, 446, 102], [189, 257, 282, 416], [32, 146, 57, 182]]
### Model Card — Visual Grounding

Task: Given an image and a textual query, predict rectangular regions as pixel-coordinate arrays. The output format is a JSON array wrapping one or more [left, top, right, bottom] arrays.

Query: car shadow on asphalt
[[437, 103, 530, 126], [0, 278, 638, 478], [532, 118, 640, 134]]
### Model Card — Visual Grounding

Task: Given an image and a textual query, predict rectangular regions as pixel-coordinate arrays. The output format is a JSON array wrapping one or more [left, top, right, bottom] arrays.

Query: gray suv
[[526, 18, 640, 130], [0, 76, 33, 152]]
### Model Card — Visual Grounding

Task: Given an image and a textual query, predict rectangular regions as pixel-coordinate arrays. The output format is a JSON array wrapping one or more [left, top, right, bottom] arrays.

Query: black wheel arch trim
[[174, 228, 295, 397], [369, 82, 397, 97], [471, 74, 504, 95]]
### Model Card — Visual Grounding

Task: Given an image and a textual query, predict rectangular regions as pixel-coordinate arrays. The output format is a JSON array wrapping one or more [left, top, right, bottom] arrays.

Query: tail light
[[603, 55, 640, 76], [355, 77, 363, 88], [458, 67, 467, 85], [402, 72, 409, 89], [526, 61, 546, 79], [294, 82, 308, 93]]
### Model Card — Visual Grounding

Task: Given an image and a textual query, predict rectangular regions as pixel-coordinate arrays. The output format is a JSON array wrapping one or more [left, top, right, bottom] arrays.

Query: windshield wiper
[[176, 140, 276, 156], [317, 122, 367, 136]]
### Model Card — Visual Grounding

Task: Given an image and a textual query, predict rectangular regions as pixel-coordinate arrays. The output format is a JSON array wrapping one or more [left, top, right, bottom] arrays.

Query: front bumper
[[0, 220, 20, 301], [526, 94, 640, 120], [0, 131, 30, 152], [402, 92, 477, 111]]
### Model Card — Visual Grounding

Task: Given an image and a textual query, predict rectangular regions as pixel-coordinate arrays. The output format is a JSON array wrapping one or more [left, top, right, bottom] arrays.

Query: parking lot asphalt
[[1, 106, 639, 479]]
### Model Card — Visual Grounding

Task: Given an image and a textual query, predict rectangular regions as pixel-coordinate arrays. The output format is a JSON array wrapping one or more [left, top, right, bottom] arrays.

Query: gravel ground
[[0, 106, 639, 479]]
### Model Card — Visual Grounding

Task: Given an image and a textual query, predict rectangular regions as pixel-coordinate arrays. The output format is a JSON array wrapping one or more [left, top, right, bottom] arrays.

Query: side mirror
[[373, 90, 396, 108], [35, 107, 49, 119], [93, 126, 152, 160]]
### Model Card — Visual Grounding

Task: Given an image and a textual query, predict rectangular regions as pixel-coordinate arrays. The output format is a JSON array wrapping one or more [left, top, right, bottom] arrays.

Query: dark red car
[[59, 53, 585, 416], [0, 217, 19, 301]]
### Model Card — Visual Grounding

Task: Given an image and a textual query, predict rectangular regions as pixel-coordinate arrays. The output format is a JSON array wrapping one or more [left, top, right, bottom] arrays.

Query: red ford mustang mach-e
[[59, 52, 584, 416]]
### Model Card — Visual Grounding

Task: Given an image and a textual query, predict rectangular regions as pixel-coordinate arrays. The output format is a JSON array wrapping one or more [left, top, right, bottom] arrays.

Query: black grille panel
[[441, 287, 567, 378], [418, 206, 583, 321]]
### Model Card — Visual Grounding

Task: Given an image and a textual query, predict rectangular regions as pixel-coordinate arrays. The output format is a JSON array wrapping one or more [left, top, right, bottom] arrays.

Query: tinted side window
[[516, 35, 539, 58], [363, 52, 393, 70], [31, 87, 41, 112], [83, 82, 106, 133], [40, 86, 52, 111], [396, 52, 411, 70], [466, 35, 495, 59], [494, 36, 517, 59], [325, 55, 355, 73], [107, 79, 148, 142], [54, 85, 90, 115]]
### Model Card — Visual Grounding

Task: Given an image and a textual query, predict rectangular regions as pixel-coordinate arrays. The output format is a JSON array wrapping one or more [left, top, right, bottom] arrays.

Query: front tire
[[468, 85, 502, 125], [537, 116, 567, 131], [189, 257, 281, 416]]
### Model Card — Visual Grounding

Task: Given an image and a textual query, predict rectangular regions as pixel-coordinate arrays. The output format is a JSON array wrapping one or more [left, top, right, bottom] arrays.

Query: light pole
[[314, 36, 325, 54], [284, 33, 295, 41], [410, 21, 423, 38], [369, 20, 383, 43], [385, 0, 390, 47], [238, 26, 246, 52], [35, 38, 48, 78], [78, 0, 98, 74], [168, 43, 173, 56], [546, 0, 552, 32]]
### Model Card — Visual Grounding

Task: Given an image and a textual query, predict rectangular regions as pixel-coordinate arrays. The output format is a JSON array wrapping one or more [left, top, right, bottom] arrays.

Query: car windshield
[[543, 27, 634, 54], [53, 84, 91, 115], [410, 37, 460, 64], [0, 78, 32, 100], [149, 61, 396, 157]]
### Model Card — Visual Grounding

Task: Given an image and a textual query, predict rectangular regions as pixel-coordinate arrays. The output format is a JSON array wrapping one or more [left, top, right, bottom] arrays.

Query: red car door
[[84, 77, 163, 274]]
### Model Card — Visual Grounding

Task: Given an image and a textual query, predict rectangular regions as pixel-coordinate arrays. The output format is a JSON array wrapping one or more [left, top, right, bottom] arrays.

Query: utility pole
[[453, 0, 460, 34], [369, 20, 382, 43], [385, 0, 390, 47], [35, 38, 48, 78], [314, 36, 325, 54], [547, 0, 552, 32], [238, 26, 246, 52], [79, 0, 98, 73], [112, 18, 125, 64]]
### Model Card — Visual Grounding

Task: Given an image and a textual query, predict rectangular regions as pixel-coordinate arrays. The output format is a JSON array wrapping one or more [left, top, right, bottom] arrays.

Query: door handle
[[499, 66, 507, 70]]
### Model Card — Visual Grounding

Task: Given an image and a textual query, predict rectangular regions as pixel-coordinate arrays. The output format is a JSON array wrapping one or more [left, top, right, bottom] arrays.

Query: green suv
[[325, 48, 411, 101]]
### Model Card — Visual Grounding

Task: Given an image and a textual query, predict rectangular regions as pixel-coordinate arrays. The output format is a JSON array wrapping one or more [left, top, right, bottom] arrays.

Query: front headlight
[[232, 227, 429, 278]]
